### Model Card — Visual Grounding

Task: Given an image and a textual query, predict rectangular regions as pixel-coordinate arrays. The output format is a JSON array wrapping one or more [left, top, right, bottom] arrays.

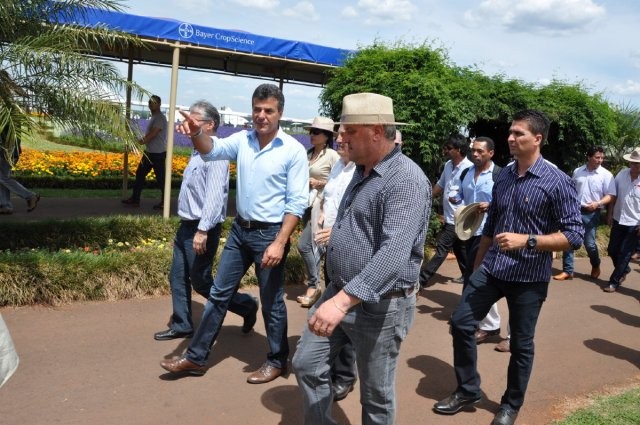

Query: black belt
[[235, 216, 281, 229], [383, 286, 417, 299], [180, 219, 200, 225]]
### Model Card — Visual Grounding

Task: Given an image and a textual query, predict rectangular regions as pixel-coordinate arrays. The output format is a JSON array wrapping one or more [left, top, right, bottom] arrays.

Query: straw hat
[[337, 93, 407, 126], [303, 116, 335, 133], [623, 147, 640, 163], [454, 203, 485, 241]]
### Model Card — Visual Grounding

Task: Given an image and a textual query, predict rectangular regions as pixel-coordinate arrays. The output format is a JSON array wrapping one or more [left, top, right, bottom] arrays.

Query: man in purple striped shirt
[[433, 110, 583, 425]]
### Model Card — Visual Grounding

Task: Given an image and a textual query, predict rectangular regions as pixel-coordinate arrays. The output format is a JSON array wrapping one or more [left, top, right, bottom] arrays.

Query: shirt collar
[[356, 145, 402, 178], [510, 155, 548, 178], [247, 128, 285, 149]]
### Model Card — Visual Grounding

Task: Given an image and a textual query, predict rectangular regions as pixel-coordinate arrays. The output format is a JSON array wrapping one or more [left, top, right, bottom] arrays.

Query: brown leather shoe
[[495, 339, 510, 352], [552, 272, 573, 281], [590, 266, 601, 279], [26, 194, 40, 212], [160, 357, 207, 376], [475, 328, 500, 343], [246, 362, 285, 384]]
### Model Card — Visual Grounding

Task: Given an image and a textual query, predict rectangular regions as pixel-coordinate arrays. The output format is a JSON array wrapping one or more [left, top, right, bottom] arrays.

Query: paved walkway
[[1, 199, 639, 424]]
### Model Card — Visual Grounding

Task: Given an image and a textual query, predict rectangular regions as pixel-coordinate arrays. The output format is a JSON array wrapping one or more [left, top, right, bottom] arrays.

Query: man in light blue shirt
[[161, 84, 308, 384], [457, 137, 502, 343], [153, 100, 258, 342], [419, 134, 472, 287]]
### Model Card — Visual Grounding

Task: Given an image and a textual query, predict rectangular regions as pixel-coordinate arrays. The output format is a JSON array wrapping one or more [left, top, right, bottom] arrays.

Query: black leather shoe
[[433, 391, 482, 415], [242, 297, 259, 334], [153, 328, 193, 341], [333, 380, 356, 401], [491, 407, 518, 425]]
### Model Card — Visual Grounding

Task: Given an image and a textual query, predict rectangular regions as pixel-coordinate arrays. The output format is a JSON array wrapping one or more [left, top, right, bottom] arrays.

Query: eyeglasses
[[309, 128, 323, 135]]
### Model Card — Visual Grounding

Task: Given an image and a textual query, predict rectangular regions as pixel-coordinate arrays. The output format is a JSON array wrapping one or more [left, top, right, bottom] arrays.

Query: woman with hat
[[297, 117, 339, 307]]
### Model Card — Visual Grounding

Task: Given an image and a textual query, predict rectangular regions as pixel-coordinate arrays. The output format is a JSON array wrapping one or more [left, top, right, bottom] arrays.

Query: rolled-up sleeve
[[284, 147, 309, 218]]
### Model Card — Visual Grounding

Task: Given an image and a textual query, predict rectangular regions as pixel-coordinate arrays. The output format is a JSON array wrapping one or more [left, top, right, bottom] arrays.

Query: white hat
[[303, 116, 335, 133], [337, 93, 407, 126], [623, 147, 640, 163], [454, 203, 485, 241]]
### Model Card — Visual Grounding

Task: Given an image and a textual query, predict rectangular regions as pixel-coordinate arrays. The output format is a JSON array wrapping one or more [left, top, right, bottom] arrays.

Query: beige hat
[[623, 147, 640, 163], [303, 116, 335, 133], [337, 93, 407, 126], [454, 203, 485, 241]]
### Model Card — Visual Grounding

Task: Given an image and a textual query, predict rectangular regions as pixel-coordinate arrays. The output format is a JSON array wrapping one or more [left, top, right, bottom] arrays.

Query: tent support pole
[[162, 43, 181, 218]]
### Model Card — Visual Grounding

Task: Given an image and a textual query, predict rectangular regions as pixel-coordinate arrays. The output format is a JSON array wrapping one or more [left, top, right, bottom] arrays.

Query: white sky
[[116, 0, 640, 120]]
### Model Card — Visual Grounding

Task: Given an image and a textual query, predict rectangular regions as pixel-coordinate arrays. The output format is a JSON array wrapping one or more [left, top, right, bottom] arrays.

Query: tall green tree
[[321, 41, 619, 177], [320, 41, 480, 175], [0, 0, 148, 163]]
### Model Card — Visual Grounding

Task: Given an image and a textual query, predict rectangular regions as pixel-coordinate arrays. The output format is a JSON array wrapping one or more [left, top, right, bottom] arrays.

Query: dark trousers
[[450, 266, 548, 411], [131, 151, 166, 201], [607, 220, 637, 286], [419, 223, 467, 285], [169, 221, 256, 334], [461, 235, 482, 289]]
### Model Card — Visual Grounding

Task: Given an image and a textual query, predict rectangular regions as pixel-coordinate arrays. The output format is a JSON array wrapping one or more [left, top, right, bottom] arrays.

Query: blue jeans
[[0, 153, 35, 209], [419, 223, 467, 285], [297, 215, 322, 288], [131, 151, 166, 201], [186, 221, 289, 368], [169, 221, 257, 333], [450, 266, 548, 411], [607, 220, 637, 286], [562, 211, 600, 273], [293, 285, 416, 425]]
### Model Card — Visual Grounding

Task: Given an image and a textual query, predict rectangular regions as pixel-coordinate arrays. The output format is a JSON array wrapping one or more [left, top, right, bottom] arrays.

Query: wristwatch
[[526, 234, 537, 250]]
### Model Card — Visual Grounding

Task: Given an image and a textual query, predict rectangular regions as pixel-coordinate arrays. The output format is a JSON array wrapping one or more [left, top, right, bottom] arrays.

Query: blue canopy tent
[[59, 7, 352, 84], [56, 7, 353, 216]]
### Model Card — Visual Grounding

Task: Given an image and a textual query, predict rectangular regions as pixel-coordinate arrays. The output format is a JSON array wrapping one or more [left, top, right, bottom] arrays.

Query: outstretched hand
[[175, 110, 201, 136]]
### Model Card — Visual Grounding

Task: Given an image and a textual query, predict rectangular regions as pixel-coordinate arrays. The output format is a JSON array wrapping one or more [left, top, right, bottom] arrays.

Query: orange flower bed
[[14, 149, 237, 179]]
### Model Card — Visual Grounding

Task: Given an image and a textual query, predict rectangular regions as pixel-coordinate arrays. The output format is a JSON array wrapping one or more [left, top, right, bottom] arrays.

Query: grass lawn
[[554, 385, 640, 424]]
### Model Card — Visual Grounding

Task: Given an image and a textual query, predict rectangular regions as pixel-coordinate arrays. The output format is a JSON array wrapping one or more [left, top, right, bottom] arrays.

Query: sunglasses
[[309, 128, 323, 135]]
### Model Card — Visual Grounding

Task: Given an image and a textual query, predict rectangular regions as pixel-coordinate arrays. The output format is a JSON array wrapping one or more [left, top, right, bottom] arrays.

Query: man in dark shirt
[[293, 93, 431, 424], [433, 110, 583, 425]]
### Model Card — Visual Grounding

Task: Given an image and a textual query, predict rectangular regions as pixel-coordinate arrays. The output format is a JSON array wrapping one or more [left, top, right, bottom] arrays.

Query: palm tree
[[0, 0, 148, 163]]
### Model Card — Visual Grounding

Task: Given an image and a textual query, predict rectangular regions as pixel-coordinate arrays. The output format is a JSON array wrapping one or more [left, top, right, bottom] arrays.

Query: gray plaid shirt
[[326, 146, 432, 303]]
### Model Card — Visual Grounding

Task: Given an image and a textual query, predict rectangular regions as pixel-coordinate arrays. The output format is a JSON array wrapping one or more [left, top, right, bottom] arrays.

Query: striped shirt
[[482, 156, 584, 282], [177, 144, 229, 231], [326, 146, 432, 303]]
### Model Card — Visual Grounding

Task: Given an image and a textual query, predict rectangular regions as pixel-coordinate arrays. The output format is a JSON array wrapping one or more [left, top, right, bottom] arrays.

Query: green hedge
[[14, 175, 237, 190], [0, 216, 306, 306], [13, 175, 183, 189]]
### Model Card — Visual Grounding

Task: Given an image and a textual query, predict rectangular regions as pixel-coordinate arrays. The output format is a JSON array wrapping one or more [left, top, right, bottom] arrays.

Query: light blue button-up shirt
[[458, 163, 497, 237], [201, 128, 308, 222]]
